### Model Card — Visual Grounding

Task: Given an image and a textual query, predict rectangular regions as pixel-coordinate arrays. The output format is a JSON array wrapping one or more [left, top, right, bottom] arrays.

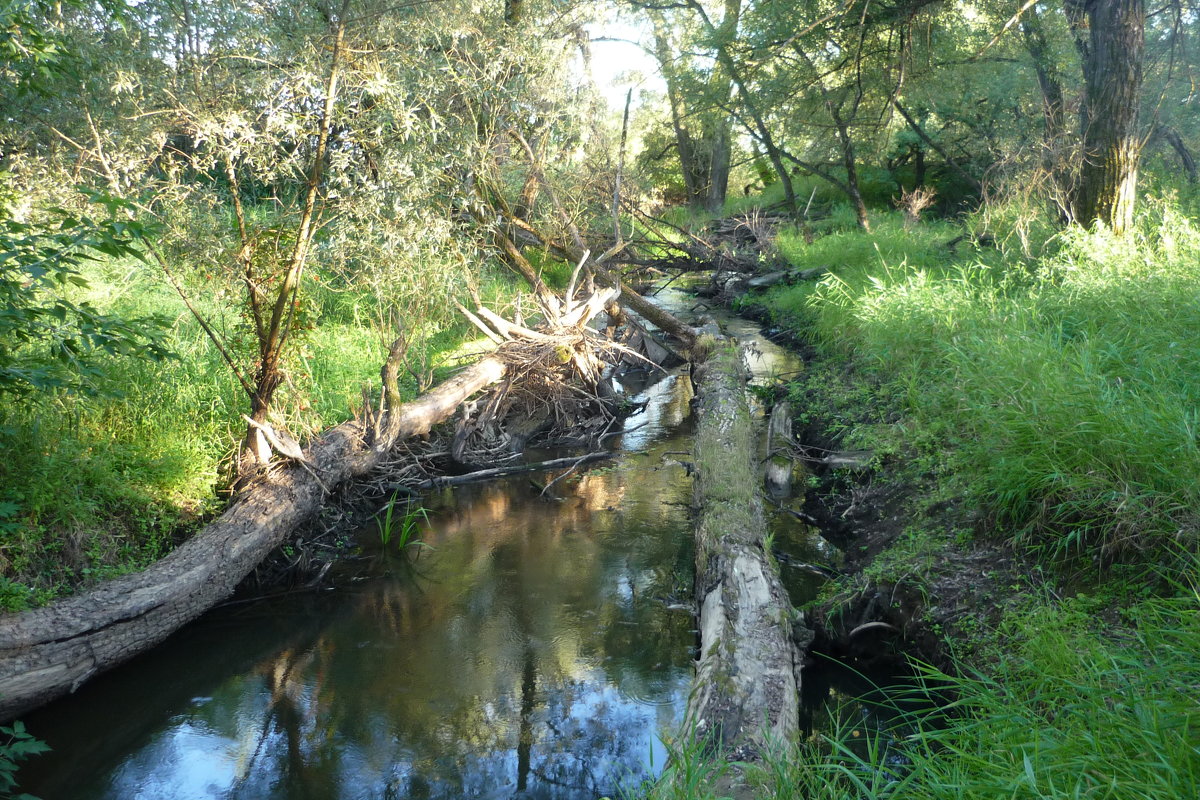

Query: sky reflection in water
[[23, 298, 811, 800], [24, 371, 699, 800]]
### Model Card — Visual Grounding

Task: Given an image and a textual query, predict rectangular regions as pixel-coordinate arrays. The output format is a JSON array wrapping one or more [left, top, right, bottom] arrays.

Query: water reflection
[[22, 291, 830, 800], [23, 373, 699, 800]]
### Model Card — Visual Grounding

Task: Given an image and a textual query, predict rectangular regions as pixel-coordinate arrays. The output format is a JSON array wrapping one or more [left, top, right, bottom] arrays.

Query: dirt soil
[[777, 331, 1045, 684]]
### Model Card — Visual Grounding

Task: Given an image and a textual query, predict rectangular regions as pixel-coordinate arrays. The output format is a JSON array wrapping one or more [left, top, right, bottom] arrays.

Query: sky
[[585, 15, 667, 111]]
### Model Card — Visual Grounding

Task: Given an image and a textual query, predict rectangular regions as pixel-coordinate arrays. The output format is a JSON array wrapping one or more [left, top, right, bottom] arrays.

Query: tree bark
[[0, 356, 507, 721], [1155, 125, 1197, 183], [685, 0, 798, 215], [240, 0, 352, 476], [828, 98, 870, 232], [892, 99, 983, 194], [703, 0, 742, 214], [652, 19, 711, 207], [1021, 2, 1074, 215], [1072, 0, 1145, 234], [686, 344, 805, 761]]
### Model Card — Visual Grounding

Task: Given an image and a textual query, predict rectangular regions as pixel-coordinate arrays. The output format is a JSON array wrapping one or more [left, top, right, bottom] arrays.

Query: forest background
[[1, 0, 1199, 796]]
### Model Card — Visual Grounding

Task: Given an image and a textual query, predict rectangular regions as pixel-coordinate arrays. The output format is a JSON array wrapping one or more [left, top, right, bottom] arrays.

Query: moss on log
[[686, 344, 804, 762]]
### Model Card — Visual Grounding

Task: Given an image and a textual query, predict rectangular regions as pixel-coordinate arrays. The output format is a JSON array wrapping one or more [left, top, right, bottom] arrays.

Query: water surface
[[22, 291, 835, 800], [24, 372, 699, 800]]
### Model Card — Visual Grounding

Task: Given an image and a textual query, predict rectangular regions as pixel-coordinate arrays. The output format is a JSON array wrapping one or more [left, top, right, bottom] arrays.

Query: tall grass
[[638, 567, 1200, 800], [760, 200, 1200, 558], [0, 244, 513, 608]]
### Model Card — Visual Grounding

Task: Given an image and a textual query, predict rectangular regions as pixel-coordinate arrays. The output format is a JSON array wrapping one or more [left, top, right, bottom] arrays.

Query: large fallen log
[[0, 356, 507, 722], [685, 344, 806, 763]]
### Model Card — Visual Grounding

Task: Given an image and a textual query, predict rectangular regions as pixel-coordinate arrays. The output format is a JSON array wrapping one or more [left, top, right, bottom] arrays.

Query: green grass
[[758, 199, 1200, 560], [0, 244, 522, 609], [635, 184, 1200, 800], [639, 570, 1200, 800]]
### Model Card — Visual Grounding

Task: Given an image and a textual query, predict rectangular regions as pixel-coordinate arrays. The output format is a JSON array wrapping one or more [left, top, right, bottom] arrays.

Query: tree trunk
[[703, 0, 742, 215], [706, 123, 733, 214], [686, 344, 805, 762], [1156, 125, 1197, 183], [828, 99, 870, 232], [1021, 2, 1073, 215], [0, 356, 508, 721], [653, 20, 710, 207], [892, 99, 983, 194], [1072, 0, 1145, 234], [685, 0, 797, 215], [239, 0, 351, 476]]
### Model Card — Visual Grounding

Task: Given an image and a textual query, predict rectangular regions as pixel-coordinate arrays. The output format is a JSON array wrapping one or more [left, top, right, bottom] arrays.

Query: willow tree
[[1069, 0, 1145, 233], [13, 0, 608, 478], [642, 1, 742, 212]]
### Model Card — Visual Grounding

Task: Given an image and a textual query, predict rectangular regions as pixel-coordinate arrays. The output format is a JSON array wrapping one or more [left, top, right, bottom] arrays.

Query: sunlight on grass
[[761, 200, 1200, 558]]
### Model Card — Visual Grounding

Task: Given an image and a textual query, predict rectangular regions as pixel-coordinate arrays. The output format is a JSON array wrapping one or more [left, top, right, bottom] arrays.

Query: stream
[[20, 294, 844, 800]]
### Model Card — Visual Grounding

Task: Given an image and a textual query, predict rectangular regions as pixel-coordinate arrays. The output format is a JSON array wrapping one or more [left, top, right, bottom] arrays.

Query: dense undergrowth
[[761, 194, 1200, 561], [0, 243, 548, 610], [647, 579, 1200, 799], [644, 186, 1200, 799]]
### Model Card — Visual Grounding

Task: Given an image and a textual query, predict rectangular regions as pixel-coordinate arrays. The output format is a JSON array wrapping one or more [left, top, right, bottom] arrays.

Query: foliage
[[375, 494, 430, 554], [763, 196, 1200, 559], [637, 569, 1200, 800], [0, 720, 48, 800], [0, 190, 172, 397], [0, 0, 620, 600]]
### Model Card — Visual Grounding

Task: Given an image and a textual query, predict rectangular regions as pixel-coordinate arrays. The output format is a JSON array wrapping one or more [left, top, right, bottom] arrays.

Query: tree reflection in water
[[23, 370, 700, 800]]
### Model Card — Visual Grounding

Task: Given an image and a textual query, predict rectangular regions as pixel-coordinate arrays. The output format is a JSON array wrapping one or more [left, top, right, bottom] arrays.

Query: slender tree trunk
[[1021, 3, 1074, 218], [892, 99, 983, 194], [1072, 0, 1145, 234], [240, 0, 351, 476], [704, 0, 742, 214], [683, 0, 797, 215], [652, 19, 710, 207], [1155, 125, 1197, 183], [828, 99, 870, 232], [1021, 6, 1069, 156]]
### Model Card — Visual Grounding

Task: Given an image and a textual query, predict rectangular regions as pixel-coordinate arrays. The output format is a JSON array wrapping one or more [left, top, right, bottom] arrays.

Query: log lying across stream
[[685, 343, 806, 763], [0, 357, 508, 722]]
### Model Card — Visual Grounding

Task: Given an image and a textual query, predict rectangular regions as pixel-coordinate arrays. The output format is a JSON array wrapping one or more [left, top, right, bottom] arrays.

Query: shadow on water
[[22, 369, 700, 800], [21, 289, 931, 798]]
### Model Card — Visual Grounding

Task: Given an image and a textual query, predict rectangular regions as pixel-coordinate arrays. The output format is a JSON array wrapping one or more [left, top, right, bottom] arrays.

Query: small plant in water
[[375, 492, 432, 556]]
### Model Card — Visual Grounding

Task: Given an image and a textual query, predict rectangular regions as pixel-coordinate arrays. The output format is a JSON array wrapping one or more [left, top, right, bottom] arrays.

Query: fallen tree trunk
[[686, 344, 806, 763], [0, 356, 508, 722], [765, 400, 801, 500]]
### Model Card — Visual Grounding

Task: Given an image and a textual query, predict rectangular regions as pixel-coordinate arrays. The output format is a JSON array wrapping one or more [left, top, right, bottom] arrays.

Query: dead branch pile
[[615, 207, 792, 305], [450, 278, 657, 466]]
